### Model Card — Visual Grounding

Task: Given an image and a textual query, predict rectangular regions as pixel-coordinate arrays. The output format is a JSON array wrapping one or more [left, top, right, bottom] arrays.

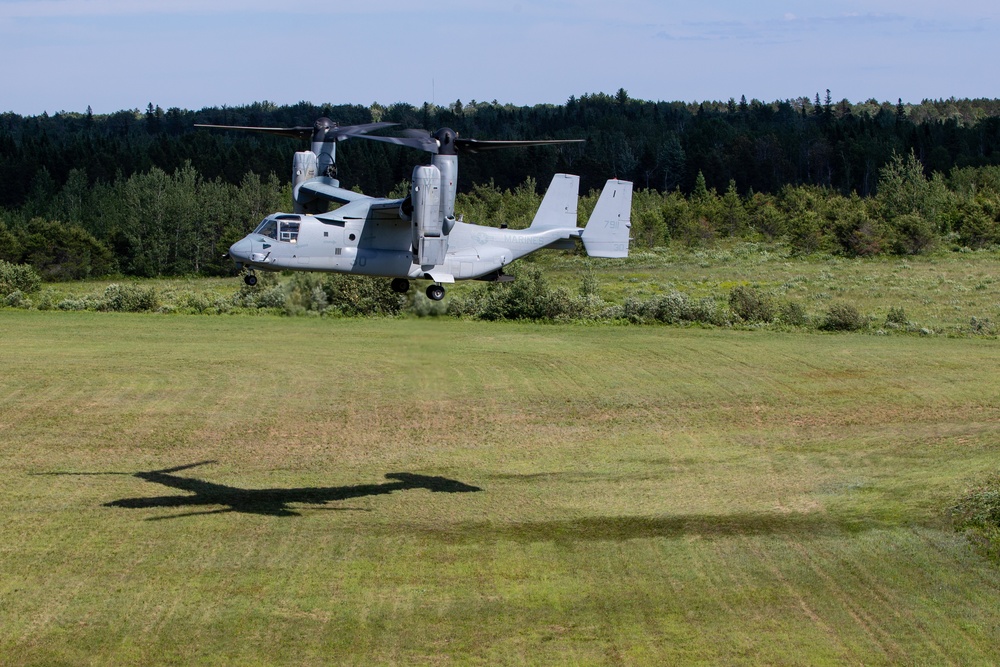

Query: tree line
[[2, 93, 1000, 278]]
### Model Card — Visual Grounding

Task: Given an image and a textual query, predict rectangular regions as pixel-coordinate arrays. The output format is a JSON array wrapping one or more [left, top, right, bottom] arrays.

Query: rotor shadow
[[44, 461, 482, 520]]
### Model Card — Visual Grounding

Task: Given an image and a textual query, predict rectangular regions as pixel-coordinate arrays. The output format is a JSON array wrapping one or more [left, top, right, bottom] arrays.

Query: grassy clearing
[[536, 243, 1000, 334], [11, 242, 1000, 335], [1, 311, 999, 664]]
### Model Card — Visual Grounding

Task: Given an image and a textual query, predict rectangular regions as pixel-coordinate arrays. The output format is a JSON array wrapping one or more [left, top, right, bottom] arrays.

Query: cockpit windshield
[[254, 218, 278, 239], [252, 217, 300, 243]]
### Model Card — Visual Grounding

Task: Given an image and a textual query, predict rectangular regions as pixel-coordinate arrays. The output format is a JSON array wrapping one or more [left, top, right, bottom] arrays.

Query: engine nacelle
[[412, 165, 442, 237], [411, 164, 449, 266], [292, 151, 318, 215], [292, 151, 318, 190]]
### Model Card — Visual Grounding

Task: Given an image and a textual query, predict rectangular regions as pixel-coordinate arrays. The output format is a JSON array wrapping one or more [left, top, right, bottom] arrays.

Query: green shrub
[[728, 285, 776, 323], [317, 274, 402, 317], [0, 260, 41, 295], [779, 301, 809, 327], [951, 473, 1000, 560], [57, 298, 94, 311], [411, 291, 448, 317], [448, 264, 574, 321], [232, 278, 286, 310], [99, 283, 159, 312], [885, 306, 907, 326], [820, 303, 866, 331], [4, 290, 29, 308], [621, 292, 726, 326], [969, 316, 996, 335], [892, 213, 937, 255]]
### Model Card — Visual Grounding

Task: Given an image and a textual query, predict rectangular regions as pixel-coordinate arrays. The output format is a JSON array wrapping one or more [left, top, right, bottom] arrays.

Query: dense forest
[[3, 91, 1000, 279]]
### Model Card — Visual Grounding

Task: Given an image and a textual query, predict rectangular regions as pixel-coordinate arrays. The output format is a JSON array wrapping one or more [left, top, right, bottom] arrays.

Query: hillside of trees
[[2, 91, 1000, 279]]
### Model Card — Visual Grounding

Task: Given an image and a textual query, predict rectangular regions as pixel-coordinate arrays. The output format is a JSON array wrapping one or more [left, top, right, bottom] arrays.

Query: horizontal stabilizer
[[581, 180, 632, 258], [529, 174, 579, 229]]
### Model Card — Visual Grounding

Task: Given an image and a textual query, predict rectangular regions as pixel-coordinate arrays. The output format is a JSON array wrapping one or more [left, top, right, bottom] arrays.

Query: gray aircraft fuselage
[[230, 200, 581, 283], [227, 172, 632, 292]]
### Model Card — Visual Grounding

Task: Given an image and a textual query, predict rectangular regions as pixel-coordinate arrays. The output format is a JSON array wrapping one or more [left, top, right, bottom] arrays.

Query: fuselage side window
[[279, 221, 300, 243]]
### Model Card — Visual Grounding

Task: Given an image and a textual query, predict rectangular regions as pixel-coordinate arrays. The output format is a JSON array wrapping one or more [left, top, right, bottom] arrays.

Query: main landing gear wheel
[[243, 273, 258, 286], [426, 284, 446, 301], [390, 278, 410, 293]]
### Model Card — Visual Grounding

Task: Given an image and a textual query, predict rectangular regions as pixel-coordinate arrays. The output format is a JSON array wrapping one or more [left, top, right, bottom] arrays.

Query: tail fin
[[529, 173, 579, 229], [582, 180, 632, 258]]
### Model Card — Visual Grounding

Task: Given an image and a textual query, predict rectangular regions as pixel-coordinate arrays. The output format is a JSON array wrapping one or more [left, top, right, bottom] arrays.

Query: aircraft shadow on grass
[[44, 461, 482, 520]]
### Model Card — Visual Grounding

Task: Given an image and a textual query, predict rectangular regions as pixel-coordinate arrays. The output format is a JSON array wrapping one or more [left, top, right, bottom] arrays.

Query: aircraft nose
[[229, 238, 251, 261]]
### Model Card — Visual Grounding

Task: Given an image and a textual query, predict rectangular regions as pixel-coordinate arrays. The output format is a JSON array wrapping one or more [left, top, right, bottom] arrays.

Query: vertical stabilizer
[[529, 174, 580, 229], [582, 180, 632, 258]]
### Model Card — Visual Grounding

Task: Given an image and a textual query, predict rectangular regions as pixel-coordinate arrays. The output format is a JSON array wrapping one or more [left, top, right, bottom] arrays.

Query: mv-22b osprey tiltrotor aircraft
[[197, 117, 632, 301]]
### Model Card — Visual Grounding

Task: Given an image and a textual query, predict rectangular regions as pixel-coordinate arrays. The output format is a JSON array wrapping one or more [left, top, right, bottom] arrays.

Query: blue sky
[[1, 0, 998, 115]]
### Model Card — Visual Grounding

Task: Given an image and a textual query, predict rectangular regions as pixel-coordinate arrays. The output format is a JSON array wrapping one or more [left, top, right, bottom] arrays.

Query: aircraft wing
[[295, 178, 373, 206]]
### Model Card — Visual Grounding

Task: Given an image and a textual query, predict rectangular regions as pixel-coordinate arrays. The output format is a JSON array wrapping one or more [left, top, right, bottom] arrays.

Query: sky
[[1, 0, 998, 115]]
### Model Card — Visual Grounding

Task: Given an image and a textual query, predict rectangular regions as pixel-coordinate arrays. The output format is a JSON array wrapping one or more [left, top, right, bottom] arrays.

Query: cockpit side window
[[279, 221, 300, 243], [254, 219, 278, 240]]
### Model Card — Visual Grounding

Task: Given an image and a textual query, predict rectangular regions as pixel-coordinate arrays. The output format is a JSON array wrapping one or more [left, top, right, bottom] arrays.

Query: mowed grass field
[[1, 311, 999, 665]]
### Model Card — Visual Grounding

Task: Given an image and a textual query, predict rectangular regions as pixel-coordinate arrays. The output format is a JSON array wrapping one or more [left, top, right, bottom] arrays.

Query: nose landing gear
[[243, 271, 258, 286]]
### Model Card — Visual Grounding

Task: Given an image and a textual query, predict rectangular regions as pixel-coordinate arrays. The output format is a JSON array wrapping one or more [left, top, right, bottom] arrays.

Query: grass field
[[22, 243, 1000, 335], [2, 311, 999, 665]]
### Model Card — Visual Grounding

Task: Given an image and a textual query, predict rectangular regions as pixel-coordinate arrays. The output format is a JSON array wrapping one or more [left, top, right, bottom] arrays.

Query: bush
[[411, 291, 448, 317], [728, 285, 776, 323], [0, 260, 41, 295], [621, 292, 726, 326], [4, 290, 30, 308], [317, 274, 402, 317], [779, 301, 809, 327], [885, 306, 907, 326], [99, 283, 159, 312], [448, 264, 575, 321], [951, 473, 1000, 560], [232, 273, 286, 310], [892, 213, 937, 255], [820, 303, 866, 331], [57, 298, 94, 311]]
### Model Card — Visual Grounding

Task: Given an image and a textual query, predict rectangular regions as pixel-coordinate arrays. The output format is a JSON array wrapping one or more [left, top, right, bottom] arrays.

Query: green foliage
[[951, 474, 1000, 560], [98, 284, 159, 312], [779, 301, 810, 327], [4, 290, 29, 308], [448, 264, 575, 321], [621, 292, 726, 326], [728, 285, 776, 323], [0, 260, 41, 294], [820, 303, 867, 331], [9, 97, 1000, 281], [875, 151, 932, 220], [0, 222, 20, 262], [15, 219, 115, 280], [885, 306, 908, 326], [891, 213, 937, 255], [952, 201, 1000, 249], [228, 271, 283, 310], [284, 273, 403, 317]]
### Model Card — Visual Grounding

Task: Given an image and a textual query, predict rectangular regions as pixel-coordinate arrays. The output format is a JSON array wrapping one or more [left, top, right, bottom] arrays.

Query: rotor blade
[[455, 138, 586, 153], [334, 121, 399, 137], [354, 131, 585, 155], [355, 133, 441, 153], [194, 124, 314, 139], [195, 121, 398, 141]]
